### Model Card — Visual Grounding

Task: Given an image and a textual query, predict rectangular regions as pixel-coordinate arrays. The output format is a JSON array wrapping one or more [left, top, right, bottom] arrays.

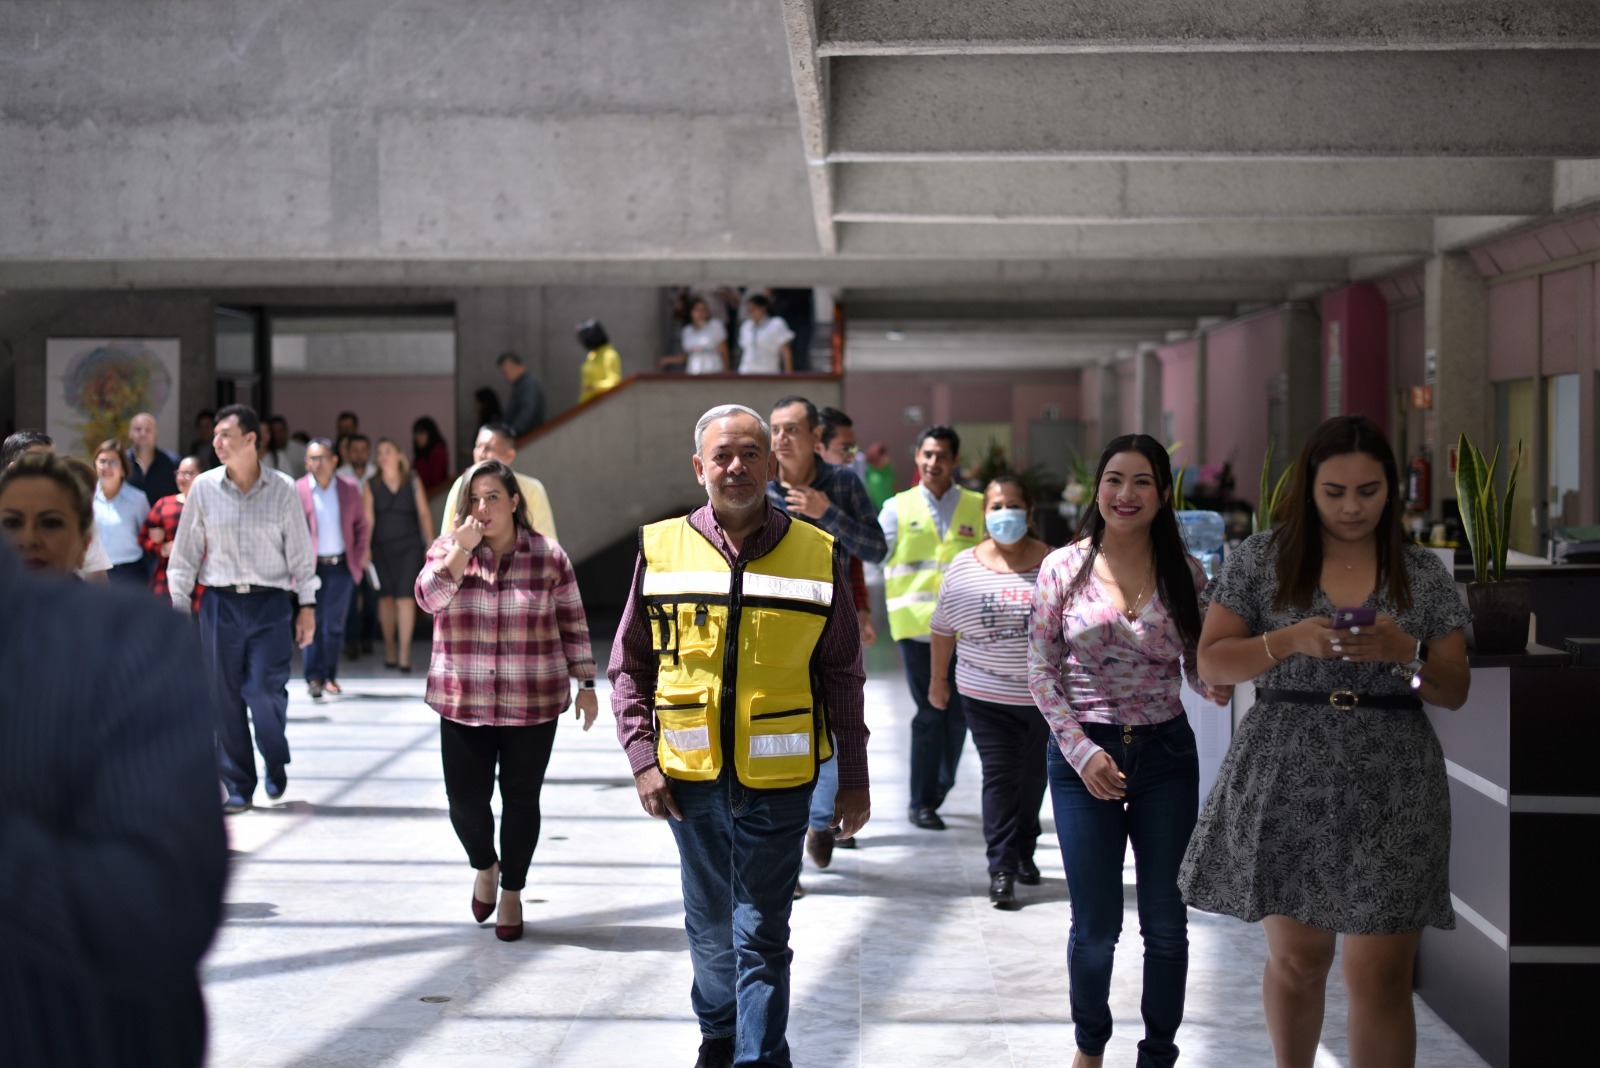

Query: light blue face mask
[[985, 508, 1029, 545]]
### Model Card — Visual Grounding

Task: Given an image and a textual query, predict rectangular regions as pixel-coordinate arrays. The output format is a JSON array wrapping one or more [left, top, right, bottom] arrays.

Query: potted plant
[[1455, 433, 1530, 654], [1254, 441, 1292, 533]]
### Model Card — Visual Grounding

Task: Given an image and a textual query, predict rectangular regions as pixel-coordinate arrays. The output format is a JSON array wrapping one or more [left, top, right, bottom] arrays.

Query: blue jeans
[[669, 772, 812, 1067], [304, 563, 355, 683], [200, 588, 294, 800], [899, 639, 965, 809], [1047, 715, 1199, 1068], [808, 753, 838, 832]]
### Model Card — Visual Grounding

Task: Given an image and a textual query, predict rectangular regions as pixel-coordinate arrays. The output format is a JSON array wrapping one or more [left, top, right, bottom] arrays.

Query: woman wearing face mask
[[1029, 435, 1229, 1068], [928, 475, 1054, 909]]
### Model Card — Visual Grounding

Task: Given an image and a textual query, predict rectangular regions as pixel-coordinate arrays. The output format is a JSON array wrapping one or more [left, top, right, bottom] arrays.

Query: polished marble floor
[[205, 641, 1490, 1067]]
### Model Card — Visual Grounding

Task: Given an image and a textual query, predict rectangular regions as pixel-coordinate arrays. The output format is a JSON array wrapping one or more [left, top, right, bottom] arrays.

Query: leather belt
[[1257, 688, 1422, 712], [214, 584, 282, 596], [317, 554, 345, 566]]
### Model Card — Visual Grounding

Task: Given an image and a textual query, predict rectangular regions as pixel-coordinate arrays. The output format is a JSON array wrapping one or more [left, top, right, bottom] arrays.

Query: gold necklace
[[1100, 547, 1151, 621]]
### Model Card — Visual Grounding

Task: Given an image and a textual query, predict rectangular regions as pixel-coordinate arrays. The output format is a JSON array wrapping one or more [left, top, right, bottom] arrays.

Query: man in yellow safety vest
[[879, 426, 986, 830], [609, 404, 868, 1068]]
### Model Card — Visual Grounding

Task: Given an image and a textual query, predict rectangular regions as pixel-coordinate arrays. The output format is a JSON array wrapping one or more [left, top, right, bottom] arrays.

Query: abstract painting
[[45, 338, 180, 457]]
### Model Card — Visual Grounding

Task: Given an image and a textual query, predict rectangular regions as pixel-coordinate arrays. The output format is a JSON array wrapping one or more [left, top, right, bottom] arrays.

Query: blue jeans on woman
[[669, 772, 812, 1067], [1047, 714, 1199, 1068]]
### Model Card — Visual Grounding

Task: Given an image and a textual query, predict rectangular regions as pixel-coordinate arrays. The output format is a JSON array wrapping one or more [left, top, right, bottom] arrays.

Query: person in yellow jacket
[[609, 404, 868, 1067], [576, 319, 623, 403], [879, 426, 986, 830]]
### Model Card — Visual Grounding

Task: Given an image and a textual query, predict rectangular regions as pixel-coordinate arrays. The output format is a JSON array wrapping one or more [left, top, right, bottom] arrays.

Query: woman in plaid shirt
[[416, 460, 599, 942]]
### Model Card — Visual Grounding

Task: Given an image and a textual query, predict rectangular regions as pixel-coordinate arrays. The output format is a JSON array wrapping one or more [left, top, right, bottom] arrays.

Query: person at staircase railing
[[576, 319, 623, 403]]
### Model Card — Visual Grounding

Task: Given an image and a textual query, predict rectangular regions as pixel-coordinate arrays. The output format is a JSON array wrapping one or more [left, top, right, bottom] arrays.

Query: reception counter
[[1415, 645, 1600, 1068]]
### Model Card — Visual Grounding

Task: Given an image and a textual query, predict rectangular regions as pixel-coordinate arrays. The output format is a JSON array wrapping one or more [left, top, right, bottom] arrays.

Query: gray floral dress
[[1178, 533, 1472, 934]]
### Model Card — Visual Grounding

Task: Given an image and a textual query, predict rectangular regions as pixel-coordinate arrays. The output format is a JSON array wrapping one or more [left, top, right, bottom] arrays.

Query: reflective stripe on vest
[[883, 487, 986, 641], [640, 515, 837, 789]]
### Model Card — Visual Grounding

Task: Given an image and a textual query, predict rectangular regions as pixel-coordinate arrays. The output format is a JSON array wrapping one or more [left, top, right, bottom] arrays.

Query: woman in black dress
[[1179, 416, 1472, 1067], [363, 437, 433, 672]]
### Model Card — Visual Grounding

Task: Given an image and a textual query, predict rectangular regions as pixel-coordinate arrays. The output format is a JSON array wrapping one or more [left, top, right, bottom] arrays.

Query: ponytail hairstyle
[[1270, 415, 1411, 614], [1065, 434, 1203, 646]]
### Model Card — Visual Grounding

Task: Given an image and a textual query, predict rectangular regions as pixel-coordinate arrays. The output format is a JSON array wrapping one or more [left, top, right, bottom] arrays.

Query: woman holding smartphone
[[1180, 415, 1472, 1068], [1029, 434, 1229, 1068]]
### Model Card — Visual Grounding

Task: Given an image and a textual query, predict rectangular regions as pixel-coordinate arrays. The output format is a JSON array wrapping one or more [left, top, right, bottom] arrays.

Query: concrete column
[[1280, 303, 1322, 460], [1193, 332, 1209, 462], [1135, 343, 1162, 438], [1098, 356, 1121, 441], [453, 287, 546, 469], [1425, 253, 1491, 516]]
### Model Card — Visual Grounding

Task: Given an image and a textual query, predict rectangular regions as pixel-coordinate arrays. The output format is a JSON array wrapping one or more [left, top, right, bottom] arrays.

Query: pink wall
[[1203, 312, 1282, 480], [1116, 356, 1140, 438], [1319, 284, 1390, 432], [1487, 278, 1539, 381], [1541, 264, 1594, 376], [273, 374, 457, 471], [845, 370, 1082, 489], [1158, 339, 1200, 453]]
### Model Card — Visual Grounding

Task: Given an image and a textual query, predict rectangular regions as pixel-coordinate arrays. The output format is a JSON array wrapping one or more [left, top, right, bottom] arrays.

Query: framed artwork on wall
[[45, 338, 181, 458]]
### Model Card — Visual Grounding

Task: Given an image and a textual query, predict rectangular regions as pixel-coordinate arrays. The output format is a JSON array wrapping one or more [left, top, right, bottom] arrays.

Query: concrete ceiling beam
[[0, 255, 1350, 293], [833, 160, 1555, 221], [830, 53, 1600, 158], [837, 219, 1436, 258], [818, 0, 1600, 54]]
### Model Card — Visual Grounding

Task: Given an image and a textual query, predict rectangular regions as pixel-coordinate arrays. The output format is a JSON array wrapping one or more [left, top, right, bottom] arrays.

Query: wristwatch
[[579, 679, 597, 690], [1392, 638, 1426, 689]]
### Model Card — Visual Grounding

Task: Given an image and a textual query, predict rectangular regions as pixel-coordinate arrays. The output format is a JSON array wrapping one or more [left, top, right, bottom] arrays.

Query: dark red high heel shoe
[[494, 920, 524, 942], [471, 893, 495, 923]]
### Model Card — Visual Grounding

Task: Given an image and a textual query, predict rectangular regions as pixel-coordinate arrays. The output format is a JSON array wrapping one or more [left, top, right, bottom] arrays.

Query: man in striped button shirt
[[168, 404, 319, 814]]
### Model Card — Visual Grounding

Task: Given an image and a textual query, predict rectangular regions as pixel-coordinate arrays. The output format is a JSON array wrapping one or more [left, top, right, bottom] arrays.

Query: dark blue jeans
[[304, 562, 354, 683], [200, 588, 294, 800], [1047, 715, 1199, 1068], [899, 639, 965, 810], [668, 772, 812, 1067]]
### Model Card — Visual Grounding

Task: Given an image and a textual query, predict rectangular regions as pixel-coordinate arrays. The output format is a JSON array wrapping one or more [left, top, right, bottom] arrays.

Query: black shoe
[[908, 805, 946, 831], [834, 833, 856, 850], [264, 766, 287, 801], [694, 1034, 734, 1068], [805, 828, 834, 869], [1017, 856, 1041, 885], [307, 679, 325, 699], [222, 794, 252, 815], [989, 871, 1018, 909]]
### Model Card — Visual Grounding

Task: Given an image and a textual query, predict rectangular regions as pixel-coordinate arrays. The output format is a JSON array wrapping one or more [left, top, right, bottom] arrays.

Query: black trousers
[[961, 693, 1048, 874], [900, 639, 965, 810], [439, 716, 559, 892]]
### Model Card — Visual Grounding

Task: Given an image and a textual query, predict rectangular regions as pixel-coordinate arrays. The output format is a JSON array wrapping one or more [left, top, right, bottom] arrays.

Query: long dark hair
[[412, 416, 445, 460], [1270, 415, 1411, 614], [455, 460, 531, 533], [1066, 434, 1203, 646]]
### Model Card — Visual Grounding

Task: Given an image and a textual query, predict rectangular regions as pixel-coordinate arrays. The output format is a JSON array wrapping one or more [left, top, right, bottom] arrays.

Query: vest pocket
[[746, 608, 817, 669], [743, 690, 815, 766], [655, 686, 715, 774], [675, 604, 719, 660]]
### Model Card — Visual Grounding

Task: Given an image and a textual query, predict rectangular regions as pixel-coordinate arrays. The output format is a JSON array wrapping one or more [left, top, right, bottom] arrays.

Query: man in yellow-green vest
[[609, 404, 868, 1068], [879, 426, 985, 831]]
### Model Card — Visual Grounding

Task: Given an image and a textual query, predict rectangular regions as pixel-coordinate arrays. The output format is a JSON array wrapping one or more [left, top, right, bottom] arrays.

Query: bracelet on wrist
[[1262, 631, 1280, 663]]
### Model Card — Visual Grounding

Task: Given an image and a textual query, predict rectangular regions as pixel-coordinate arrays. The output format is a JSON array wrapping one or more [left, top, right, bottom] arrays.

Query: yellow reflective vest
[[883, 486, 986, 641], [640, 515, 837, 789]]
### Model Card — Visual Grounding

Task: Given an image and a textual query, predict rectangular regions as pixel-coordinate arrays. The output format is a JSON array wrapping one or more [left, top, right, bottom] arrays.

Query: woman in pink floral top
[[1028, 434, 1228, 1068]]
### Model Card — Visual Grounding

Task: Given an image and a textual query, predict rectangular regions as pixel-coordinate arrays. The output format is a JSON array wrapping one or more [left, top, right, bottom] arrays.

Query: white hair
[[694, 404, 770, 453]]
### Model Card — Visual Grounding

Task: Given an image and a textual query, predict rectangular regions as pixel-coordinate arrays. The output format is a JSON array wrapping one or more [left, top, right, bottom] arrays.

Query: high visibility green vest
[[883, 486, 986, 641], [640, 515, 837, 789]]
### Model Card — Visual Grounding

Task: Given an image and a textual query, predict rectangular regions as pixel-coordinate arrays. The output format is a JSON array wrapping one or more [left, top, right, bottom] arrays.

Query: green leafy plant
[[1255, 440, 1292, 532], [1455, 433, 1522, 583], [1167, 441, 1189, 511]]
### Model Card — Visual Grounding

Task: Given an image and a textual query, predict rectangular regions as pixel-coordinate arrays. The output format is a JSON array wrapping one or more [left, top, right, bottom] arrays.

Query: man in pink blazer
[[296, 438, 371, 698]]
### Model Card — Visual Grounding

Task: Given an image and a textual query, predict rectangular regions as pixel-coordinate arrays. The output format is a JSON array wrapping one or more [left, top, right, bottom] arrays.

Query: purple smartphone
[[1330, 606, 1376, 630]]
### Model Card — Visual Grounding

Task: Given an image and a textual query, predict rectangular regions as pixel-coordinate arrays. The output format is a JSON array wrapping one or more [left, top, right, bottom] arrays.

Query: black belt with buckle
[[1257, 688, 1422, 712], [317, 554, 345, 566], [215, 584, 281, 596]]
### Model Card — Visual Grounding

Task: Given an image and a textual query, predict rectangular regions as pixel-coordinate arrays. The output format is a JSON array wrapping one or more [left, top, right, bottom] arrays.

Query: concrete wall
[[1, 284, 669, 470]]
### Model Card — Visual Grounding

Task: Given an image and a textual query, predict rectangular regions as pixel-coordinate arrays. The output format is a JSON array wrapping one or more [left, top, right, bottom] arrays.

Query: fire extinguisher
[[1407, 450, 1431, 510]]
